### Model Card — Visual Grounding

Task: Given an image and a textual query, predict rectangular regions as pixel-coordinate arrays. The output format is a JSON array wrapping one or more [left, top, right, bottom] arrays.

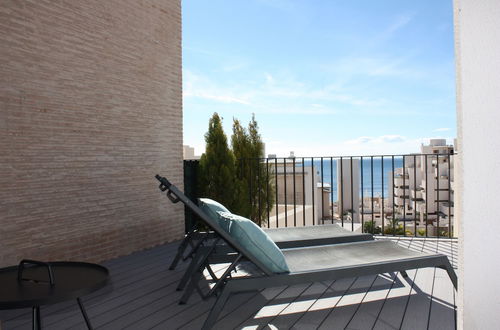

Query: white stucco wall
[[454, 0, 500, 328]]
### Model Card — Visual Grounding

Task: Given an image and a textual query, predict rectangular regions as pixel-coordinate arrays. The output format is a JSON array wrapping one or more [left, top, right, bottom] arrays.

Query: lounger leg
[[180, 264, 205, 304], [401, 270, 409, 278], [169, 232, 194, 270], [177, 245, 207, 291], [201, 284, 233, 330], [179, 246, 214, 304]]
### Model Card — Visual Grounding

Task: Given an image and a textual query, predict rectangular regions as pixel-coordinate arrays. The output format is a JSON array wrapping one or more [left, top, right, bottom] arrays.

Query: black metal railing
[[238, 153, 455, 238], [184, 152, 455, 238]]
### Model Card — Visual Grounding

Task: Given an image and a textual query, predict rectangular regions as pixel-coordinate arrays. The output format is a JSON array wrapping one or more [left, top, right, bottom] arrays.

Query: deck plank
[[0, 237, 457, 330]]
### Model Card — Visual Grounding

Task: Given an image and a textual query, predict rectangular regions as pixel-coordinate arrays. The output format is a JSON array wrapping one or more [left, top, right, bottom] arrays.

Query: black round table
[[0, 260, 109, 330]]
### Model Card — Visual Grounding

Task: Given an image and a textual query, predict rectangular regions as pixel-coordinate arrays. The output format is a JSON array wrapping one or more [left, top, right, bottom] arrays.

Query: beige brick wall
[[0, 0, 184, 267]]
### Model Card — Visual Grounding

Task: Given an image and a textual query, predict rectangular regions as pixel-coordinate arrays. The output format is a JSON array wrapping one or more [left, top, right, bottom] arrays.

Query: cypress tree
[[231, 119, 252, 217], [231, 114, 275, 224], [248, 114, 275, 224], [198, 113, 236, 209]]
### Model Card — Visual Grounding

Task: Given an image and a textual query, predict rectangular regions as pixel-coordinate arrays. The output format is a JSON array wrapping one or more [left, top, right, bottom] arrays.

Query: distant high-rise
[[388, 139, 454, 235]]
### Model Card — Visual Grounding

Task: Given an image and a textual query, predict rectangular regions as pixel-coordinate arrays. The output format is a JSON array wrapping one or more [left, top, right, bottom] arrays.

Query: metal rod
[[414, 155, 417, 237], [361, 156, 364, 232], [402, 156, 406, 236], [321, 157, 324, 224], [283, 157, 288, 227], [350, 157, 354, 231], [32, 306, 41, 330], [302, 157, 306, 226], [275, 158, 278, 228], [436, 154, 440, 237], [311, 157, 315, 225], [293, 157, 297, 227], [370, 156, 374, 234], [330, 157, 334, 225], [249, 158, 253, 219], [381, 156, 385, 234], [257, 158, 262, 227], [266, 158, 270, 228], [425, 154, 428, 237], [392, 156, 395, 235], [448, 153, 452, 238], [77, 297, 94, 330], [340, 157, 344, 226]]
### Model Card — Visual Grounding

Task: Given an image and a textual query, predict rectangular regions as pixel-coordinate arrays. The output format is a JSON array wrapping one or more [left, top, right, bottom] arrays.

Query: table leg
[[32, 306, 41, 330], [77, 297, 93, 330]]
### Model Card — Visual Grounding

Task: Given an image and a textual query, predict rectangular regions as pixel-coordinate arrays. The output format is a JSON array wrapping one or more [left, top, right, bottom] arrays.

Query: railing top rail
[[240, 152, 456, 161]]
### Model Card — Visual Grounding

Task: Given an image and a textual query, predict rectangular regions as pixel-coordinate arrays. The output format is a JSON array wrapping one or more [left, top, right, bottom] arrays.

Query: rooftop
[[0, 236, 457, 329]]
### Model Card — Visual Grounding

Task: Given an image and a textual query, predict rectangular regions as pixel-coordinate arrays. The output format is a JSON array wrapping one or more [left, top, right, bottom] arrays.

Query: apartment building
[[388, 139, 454, 235]]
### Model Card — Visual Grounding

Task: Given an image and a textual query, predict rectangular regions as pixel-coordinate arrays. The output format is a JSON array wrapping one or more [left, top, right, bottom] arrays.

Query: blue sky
[[182, 0, 456, 157]]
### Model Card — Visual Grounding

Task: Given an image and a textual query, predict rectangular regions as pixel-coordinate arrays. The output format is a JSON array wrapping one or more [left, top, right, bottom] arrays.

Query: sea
[[298, 157, 405, 201]]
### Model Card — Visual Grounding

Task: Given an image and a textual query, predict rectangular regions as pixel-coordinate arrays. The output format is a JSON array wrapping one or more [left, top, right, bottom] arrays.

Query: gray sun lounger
[[166, 194, 372, 271], [156, 175, 457, 330], [174, 222, 374, 292], [158, 176, 372, 291]]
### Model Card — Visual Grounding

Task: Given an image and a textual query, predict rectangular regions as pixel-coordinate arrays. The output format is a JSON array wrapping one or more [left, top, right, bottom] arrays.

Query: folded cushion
[[216, 211, 290, 274], [198, 198, 231, 231]]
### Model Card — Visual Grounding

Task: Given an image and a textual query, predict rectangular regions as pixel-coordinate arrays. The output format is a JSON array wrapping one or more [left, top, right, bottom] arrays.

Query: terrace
[[1, 0, 499, 329], [0, 237, 457, 329]]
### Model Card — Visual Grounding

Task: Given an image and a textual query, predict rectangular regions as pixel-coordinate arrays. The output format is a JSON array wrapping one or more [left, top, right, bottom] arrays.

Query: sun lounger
[[158, 176, 372, 291], [155, 175, 457, 330], [166, 192, 372, 271]]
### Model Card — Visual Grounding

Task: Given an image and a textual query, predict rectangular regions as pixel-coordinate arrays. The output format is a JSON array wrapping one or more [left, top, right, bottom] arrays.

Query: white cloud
[[386, 14, 414, 36], [183, 70, 251, 105], [323, 55, 423, 80], [346, 135, 407, 145], [183, 69, 384, 113]]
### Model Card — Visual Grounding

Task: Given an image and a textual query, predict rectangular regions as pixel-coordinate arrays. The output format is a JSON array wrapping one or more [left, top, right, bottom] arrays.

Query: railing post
[[413, 155, 417, 237], [293, 157, 297, 227], [283, 157, 288, 227], [381, 156, 384, 235], [361, 156, 364, 232], [266, 158, 270, 227], [321, 157, 324, 224], [275, 158, 278, 228], [302, 157, 306, 226], [340, 156, 344, 226], [183, 159, 199, 234], [311, 157, 315, 226]]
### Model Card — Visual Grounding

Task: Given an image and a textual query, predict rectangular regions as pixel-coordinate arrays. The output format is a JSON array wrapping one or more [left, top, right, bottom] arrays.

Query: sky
[[182, 0, 456, 157]]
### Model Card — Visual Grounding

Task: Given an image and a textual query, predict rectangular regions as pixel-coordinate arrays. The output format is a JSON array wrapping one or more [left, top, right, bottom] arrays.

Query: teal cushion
[[216, 211, 290, 274], [198, 198, 231, 231]]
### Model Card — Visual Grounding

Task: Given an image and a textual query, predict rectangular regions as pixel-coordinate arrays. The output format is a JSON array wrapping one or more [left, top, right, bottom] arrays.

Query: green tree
[[198, 113, 236, 209], [232, 114, 275, 224], [231, 119, 252, 217]]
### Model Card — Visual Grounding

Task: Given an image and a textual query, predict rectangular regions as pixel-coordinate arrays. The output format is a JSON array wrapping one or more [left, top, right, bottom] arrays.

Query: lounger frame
[[156, 175, 457, 330]]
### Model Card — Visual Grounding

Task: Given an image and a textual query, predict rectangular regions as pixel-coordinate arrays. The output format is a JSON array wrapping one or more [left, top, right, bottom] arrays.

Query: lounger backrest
[[156, 175, 276, 276]]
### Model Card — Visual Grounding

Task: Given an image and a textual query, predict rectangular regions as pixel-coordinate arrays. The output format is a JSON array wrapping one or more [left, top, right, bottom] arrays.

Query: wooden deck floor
[[0, 237, 457, 330]]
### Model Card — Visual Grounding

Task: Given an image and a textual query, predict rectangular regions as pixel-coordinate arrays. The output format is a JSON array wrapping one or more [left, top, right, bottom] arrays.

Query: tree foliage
[[198, 113, 275, 225], [198, 113, 236, 209], [231, 119, 252, 217], [232, 114, 275, 224]]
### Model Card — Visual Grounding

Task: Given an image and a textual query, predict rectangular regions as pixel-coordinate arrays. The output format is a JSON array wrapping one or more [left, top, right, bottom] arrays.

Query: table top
[[0, 261, 109, 309]]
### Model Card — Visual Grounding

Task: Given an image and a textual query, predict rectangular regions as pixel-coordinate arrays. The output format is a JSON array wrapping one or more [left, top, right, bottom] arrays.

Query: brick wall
[[0, 0, 184, 267]]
